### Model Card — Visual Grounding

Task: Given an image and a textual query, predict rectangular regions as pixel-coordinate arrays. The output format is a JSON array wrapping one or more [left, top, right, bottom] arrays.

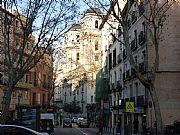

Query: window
[[114, 71, 117, 82], [32, 93, 36, 105], [12, 91, 17, 98], [16, 20, 19, 27], [95, 41, 98, 50], [119, 69, 122, 81], [109, 53, 112, 69], [142, 22, 145, 32], [77, 90, 79, 95], [95, 20, 98, 28], [29, 72, 32, 84], [26, 43, 29, 50], [25, 75, 28, 83], [91, 96, 93, 103], [25, 91, 28, 99], [142, 50, 146, 61], [134, 29, 137, 45], [95, 55, 98, 61], [43, 74, 46, 84], [42, 94, 45, 105], [130, 84, 133, 97], [134, 56, 138, 64], [76, 53, 79, 60], [135, 83, 138, 97], [113, 49, 116, 67], [76, 35, 80, 42]]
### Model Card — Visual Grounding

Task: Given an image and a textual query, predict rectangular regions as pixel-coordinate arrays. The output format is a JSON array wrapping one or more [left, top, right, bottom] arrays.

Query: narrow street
[[53, 124, 115, 135]]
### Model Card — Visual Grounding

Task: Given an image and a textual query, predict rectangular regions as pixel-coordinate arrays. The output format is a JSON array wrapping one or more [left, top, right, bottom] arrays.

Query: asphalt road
[[53, 124, 115, 135]]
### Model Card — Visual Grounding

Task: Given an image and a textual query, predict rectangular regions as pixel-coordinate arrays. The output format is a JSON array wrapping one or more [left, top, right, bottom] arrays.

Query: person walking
[[96, 117, 103, 135]]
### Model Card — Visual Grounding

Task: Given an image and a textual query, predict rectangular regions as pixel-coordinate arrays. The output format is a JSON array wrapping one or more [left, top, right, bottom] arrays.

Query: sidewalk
[[103, 127, 141, 135], [103, 127, 120, 135]]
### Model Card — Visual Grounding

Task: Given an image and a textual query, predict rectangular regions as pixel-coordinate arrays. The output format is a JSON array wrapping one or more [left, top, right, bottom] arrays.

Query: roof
[[85, 7, 102, 14], [70, 24, 81, 30]]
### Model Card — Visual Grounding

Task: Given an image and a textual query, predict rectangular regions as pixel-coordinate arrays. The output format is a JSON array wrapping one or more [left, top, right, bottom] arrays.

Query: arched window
[[95, 20, 98, 28], [76, 52, 79, 60]]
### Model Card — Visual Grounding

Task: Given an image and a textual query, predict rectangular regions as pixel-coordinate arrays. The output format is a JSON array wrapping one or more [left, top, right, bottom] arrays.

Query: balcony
[[131, 39, 137, 52], [32, 101, 48, 108], [116, 81, 122, 92], [138, 31, 146, 46], [16, 81, 33, 89], [111, 83, 116, 91]]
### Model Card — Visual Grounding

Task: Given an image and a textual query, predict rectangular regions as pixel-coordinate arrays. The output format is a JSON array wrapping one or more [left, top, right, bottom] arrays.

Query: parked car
[[165, 121, 180, 134], [63, 118, 72, 128], [76, 118, 84, 125], [72, 117, 78, 123], [79, 119, 90, 128], [0, 124, 49, 135]]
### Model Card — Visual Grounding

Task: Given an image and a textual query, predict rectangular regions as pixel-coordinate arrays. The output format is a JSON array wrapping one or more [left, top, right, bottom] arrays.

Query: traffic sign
[[126, 102, 134, 112]]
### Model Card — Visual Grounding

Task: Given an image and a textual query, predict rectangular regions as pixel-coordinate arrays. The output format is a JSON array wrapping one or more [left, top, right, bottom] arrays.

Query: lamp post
[[81, 85, 84, 116], [18, 94, 21, 106], [2, 89, 6, 112]]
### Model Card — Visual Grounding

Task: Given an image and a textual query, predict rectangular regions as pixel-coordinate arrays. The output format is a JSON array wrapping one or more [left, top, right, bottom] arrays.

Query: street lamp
[[18, 94, 21, 106]]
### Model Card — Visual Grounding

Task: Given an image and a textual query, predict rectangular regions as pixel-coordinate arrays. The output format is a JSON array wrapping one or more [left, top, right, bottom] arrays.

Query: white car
[[0, 124, 49, 135], [72, 117, 78, 123], [77, 118, 84, 125]]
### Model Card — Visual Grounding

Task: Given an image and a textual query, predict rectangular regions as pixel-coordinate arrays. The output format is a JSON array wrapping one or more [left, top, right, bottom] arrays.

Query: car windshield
[[81, 119, 87, 122]]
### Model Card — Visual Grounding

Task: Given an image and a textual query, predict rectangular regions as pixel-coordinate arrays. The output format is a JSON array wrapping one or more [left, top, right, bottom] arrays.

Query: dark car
[[79, 119, 90, 128], [63, 118, 72, 128], [165, 121, 180, 134]]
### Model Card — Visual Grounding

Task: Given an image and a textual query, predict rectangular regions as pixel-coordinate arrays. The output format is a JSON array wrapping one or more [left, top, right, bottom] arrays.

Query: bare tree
[[83, 0, 177, 134], [0, 0, 79, 123]]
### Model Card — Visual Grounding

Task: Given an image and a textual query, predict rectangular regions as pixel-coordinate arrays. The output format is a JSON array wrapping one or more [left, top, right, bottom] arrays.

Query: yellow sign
[[126, 102, 134, 112]]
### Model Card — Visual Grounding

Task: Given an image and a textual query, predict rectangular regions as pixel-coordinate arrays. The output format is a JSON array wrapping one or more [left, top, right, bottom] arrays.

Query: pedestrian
[[96, 117, 103, 135]]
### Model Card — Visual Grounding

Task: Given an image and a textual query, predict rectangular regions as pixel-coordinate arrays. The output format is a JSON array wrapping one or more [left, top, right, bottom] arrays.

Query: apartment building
[[0, 8, 53, 116], [101, 0, 180, 135], [0, 8, 35, 114], [29, 49, 53, 110]]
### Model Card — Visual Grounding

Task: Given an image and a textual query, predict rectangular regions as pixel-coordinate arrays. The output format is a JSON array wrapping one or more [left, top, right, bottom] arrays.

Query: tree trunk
[[1, 85, 14, 124], [149, 84, 163, 134]]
